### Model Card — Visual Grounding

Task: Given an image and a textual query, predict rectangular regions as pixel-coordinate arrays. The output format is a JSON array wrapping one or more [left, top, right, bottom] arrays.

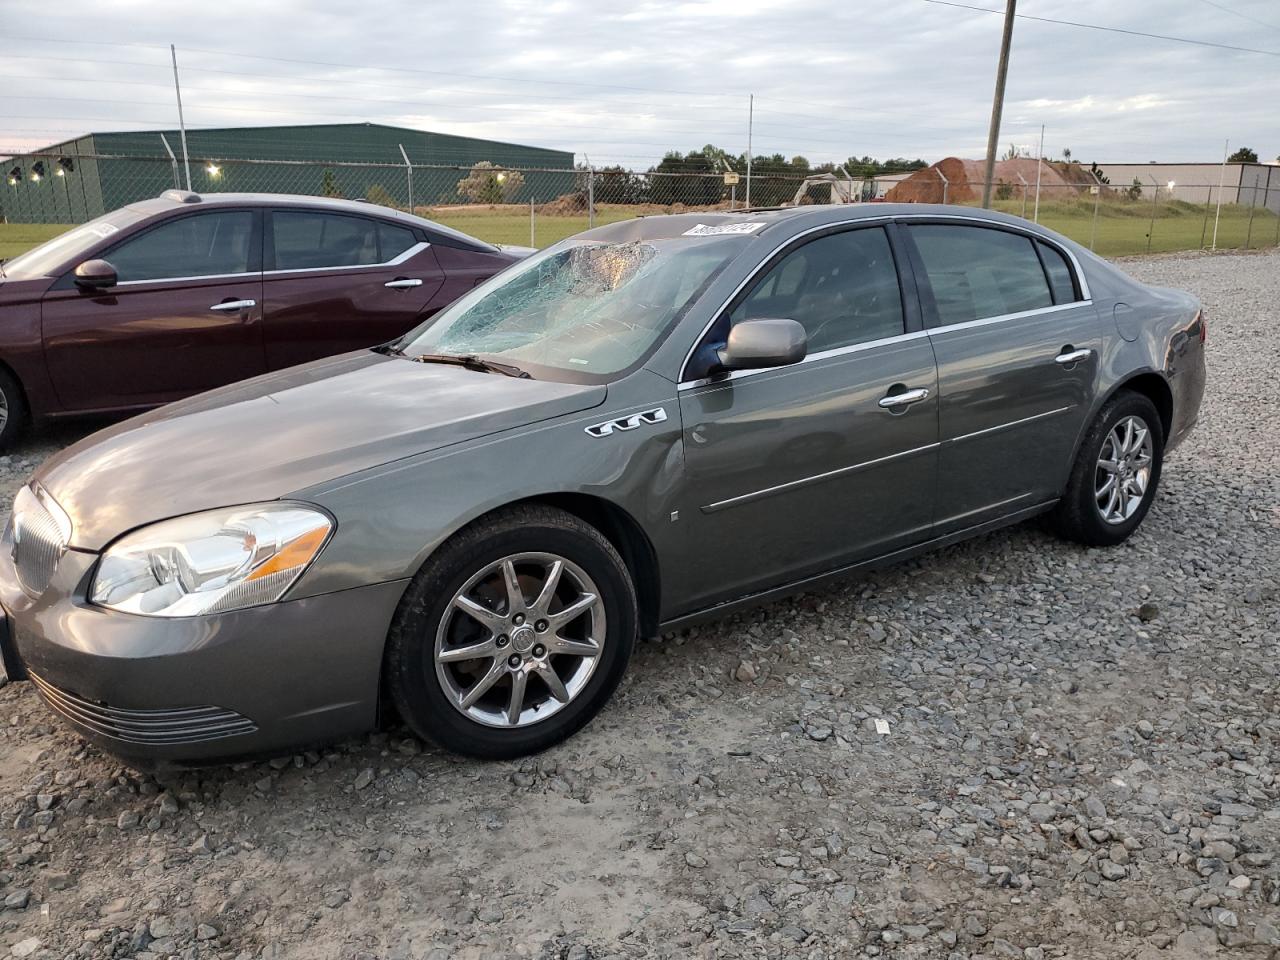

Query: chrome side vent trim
[[585, 407, 668, 438]]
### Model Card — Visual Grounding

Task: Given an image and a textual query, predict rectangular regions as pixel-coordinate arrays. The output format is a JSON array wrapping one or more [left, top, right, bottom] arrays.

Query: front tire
[[0, 367, 29, 451], [385, 505, 637, 759], [1051, 390, 1164, 547]]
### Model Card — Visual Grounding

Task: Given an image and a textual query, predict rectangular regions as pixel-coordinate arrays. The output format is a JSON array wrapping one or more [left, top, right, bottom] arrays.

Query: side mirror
[[73, 259, 118, 290], [717, 318, 807, 371]]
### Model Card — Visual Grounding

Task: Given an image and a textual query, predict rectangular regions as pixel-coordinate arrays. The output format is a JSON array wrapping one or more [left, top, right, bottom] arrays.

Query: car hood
[[35, 352, 606, 550]]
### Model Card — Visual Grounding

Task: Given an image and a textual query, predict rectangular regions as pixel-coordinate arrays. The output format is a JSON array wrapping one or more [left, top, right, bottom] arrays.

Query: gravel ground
[[0, 248, 1276, 960]]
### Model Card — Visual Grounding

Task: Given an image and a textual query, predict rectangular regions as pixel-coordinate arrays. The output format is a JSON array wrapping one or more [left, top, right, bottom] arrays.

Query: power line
[[1190, 0, 1280, 32], [917, 0, 1280, 55]]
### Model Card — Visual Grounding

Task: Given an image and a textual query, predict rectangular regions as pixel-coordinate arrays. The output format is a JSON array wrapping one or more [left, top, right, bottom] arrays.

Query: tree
[[456, 162, 524, 204], [647, 150, 722, 206], [1062, 147, 1073, 162], [1001, 142, 1026, 161], [320, 168, 341, 198], [1125, 177, 1143, 201], [365, 184, 397, 208], [592, 165, 649, 204], [1227, 146, 1258, 163]]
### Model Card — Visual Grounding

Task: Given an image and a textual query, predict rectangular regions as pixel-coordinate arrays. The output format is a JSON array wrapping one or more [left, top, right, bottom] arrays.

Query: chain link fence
[[3, 152, 1278, 258]]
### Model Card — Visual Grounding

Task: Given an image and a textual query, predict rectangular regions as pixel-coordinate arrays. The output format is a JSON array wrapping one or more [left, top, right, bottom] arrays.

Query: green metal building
[[2, 123, 575, 224]]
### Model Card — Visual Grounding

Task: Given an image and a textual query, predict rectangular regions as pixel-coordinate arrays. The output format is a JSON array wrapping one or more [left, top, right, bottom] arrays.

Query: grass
[[3, 199, 1277, 261], [0, 223, 73, 261]]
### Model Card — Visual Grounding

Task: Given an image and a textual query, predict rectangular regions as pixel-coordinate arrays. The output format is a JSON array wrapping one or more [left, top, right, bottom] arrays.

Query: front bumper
[[0, 538, 408, 765]]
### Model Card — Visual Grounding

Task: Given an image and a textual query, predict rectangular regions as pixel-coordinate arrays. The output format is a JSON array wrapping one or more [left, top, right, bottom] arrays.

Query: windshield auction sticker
[[682, 222, 768, 236]]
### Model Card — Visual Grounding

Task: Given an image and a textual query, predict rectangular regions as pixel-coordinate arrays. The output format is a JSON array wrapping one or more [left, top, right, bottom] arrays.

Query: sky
[[1, 0, 1277, 171]]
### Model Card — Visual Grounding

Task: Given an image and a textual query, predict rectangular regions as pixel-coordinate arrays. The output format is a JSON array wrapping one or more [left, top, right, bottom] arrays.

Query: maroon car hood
[[35, 352, 606, 550]]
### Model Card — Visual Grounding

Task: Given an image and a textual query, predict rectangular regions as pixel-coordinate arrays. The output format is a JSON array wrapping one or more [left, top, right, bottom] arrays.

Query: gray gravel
[[0, 248, 1277, 960]]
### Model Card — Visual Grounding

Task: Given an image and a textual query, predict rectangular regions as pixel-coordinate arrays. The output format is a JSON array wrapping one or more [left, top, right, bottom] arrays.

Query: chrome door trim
[[262, 241, 429, 277], [701, 441, 940, 514], [679, 329, 930, 392], [946, 405, 1075, 445]]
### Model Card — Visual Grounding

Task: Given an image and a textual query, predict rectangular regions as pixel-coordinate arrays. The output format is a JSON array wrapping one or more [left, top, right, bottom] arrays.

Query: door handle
[[384, 278, 423, 289], [209, 299, 256, 312], [1055, 347, 1092, 365], [878, 387, 930, 409]]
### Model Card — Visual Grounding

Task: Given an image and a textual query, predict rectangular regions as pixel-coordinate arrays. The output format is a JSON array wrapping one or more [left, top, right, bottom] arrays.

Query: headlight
[[91, 503, 332, 617]]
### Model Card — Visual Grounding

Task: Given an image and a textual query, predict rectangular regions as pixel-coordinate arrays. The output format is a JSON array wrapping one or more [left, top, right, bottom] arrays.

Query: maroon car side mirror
[[73, 259, 118, 290]]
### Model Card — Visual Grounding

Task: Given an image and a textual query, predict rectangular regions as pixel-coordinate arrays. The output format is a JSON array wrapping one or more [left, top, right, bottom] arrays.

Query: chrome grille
[[30, 672, 258, 746], [11, 486, 70, 597]]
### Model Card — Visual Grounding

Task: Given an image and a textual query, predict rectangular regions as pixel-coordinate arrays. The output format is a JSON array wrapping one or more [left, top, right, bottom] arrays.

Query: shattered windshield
[[401, 236, 745, 382]]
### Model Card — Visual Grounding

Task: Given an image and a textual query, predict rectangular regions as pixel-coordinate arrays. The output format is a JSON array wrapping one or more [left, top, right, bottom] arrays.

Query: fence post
[[935, 167, 949, 205], [398, 144, 413, 213], [1200, 186, 1212, 249], [159, 134, 181, 189], [1244, 173, 1257, 250], [1088, 172, 1103, 251], [530, 196, 535, 248], [1033, 157, 1044, 224], [1016, 173, 1028, 218], [1146, 176, 1159, 254], [587, 164, 595, 229]]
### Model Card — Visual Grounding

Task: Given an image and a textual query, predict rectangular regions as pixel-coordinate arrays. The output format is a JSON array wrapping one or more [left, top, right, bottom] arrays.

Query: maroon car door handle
[[209, 299, 257, 313], [384, 278, 423, 289]]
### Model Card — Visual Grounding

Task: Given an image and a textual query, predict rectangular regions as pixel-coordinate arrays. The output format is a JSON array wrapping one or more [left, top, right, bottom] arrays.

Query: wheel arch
[[1106, 370, 1173, 440]]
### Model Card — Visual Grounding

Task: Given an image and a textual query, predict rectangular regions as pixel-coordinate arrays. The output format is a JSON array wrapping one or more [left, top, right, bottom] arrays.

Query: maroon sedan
[[0, 191, 529, 448]]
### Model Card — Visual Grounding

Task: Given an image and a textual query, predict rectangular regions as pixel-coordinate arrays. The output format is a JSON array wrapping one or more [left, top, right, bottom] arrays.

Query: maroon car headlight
[[90, 503, 333, 617]]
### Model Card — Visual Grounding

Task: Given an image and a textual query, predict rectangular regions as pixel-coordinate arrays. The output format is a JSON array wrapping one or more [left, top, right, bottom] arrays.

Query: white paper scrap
[[874, 718, 891, 735], [682, 222, 767, 236]]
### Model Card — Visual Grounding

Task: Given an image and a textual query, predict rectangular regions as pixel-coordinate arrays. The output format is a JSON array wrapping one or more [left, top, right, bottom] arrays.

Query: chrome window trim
[[679, 329, 931, 392], [702, 441, 940, 514], [677, 216, 893, 384], [926, 300, 1093, 337], [116, 270, 260, 288], [676, 211, 1091, 385], [895, 212, 1092, 301], [263, 240, 429, 277]]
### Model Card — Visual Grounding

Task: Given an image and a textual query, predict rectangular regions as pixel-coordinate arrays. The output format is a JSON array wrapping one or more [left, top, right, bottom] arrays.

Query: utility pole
[[980, 0, 1017, 208], [1032, 124, 1044, 222], [170, 44, 192, 191], [745, 94, 754, 208]]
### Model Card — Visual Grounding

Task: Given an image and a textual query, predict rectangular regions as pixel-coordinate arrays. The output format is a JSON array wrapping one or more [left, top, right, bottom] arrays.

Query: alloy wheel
[[1095, 415, 1154, 525], [434, 552, 606, 728]]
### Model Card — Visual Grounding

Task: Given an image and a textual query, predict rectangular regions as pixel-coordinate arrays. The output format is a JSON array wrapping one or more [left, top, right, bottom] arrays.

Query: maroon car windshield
[[400, 235, 746, 383], [1, 207, 148, 280]]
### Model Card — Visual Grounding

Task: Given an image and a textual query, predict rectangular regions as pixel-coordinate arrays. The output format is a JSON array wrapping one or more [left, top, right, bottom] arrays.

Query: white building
[[1096, 162, 1279, 213]]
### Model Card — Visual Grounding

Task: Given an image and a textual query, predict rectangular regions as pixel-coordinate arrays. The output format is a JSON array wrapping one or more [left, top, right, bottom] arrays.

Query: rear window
[[271, 212, 417, 270], [1037, 240, 1079, 304], [909, 224, 1053, 325]]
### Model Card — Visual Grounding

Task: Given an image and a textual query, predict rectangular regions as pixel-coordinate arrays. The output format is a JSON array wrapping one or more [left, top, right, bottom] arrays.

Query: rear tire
[[385, 505, 637, 759], [0, 367, 28, 451], [1051, 390, 1164, 547]]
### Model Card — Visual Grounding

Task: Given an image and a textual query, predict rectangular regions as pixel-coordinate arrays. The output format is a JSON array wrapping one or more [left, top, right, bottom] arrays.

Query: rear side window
[[731, 227, 904, 353], [271, 212, 408, 270], [909, 224, 1052, 325], [107, 212, 254, 282], [1037, 240, 1079, 304]]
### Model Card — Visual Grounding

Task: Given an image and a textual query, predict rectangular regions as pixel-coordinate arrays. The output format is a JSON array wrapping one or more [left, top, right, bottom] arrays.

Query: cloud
[[1, 0, 1276, 168]]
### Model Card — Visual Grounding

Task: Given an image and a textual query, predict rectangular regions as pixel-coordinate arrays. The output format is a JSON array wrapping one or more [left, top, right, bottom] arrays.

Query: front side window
[[909, 224, 1053, 326], [730, 227, 904, 353], [3, 207, 147, 280], [401, 236, 745, 382], [105, 211, 254, 283], [271, 212, 412, 270]]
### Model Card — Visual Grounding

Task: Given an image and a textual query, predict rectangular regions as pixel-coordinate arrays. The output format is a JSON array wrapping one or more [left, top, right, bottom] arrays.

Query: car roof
[[123, 191, 499, 253], [583, 202, 1071, 244]]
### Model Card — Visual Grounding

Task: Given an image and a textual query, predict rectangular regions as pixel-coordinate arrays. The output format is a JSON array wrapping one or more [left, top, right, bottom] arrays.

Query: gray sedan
[[0, 204, 1206, 763]]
